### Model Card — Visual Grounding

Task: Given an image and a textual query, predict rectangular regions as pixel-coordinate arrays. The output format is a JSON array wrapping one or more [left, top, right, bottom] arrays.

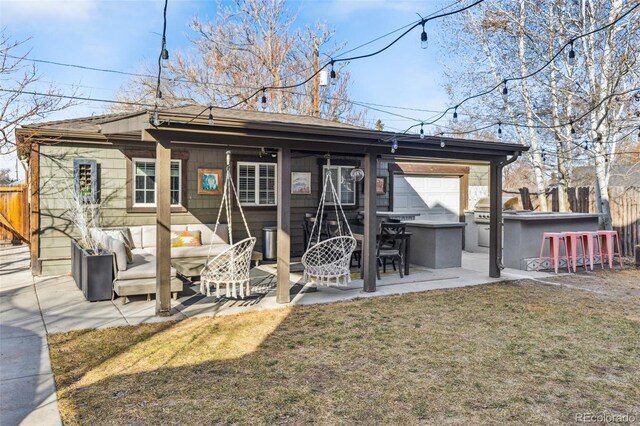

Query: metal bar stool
[[597, 230, 623, 268], [537, 232, 570, 273], [579, 231, 603, 271], [564, 232, 588, 272]]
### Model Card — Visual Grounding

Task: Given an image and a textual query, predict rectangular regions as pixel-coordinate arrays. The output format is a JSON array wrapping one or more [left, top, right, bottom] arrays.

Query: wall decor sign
[[291, 172, 311, 195], [376, 177, 387, 195], [198, 168, 223, 195]]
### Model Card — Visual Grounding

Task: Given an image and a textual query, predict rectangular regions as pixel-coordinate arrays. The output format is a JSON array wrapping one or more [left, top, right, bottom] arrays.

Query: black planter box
[[71, 239, 113, 301]]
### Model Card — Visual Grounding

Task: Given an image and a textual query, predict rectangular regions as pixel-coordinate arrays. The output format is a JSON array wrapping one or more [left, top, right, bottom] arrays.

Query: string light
[[156, 90, 162, 103], [208, 105, 214, 126], [452, 106, 458, 123], [497, 121, 503, 138], [440, 133, 445, 148], [161, 47, 169, 68], [567, 39, 575, 66], [541, 149, 546, 162], [501, 80, 508, 104], [261, 89, 267, 110], [330, 61, 336, 85], [419, 123, 425, 139], [420, 21, 428, 49], [153, 111, 160, 126], [391, 135, 398, 153]]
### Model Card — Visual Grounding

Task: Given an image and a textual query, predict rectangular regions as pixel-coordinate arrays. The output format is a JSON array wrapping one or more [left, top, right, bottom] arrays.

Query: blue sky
[[0, 0, 455, 179]]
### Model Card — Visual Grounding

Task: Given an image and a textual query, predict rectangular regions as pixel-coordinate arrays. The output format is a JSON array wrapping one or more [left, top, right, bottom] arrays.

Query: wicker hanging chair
[[301, 157, 357, 286], [200, 151, 256, 298]]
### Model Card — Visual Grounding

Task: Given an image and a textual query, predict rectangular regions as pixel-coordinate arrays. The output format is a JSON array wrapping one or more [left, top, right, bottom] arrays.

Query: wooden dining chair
[[376, 222, 407, 279]]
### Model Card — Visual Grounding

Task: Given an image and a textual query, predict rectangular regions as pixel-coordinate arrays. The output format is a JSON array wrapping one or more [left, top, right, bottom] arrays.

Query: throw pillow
[[170, 230, 202, 248]]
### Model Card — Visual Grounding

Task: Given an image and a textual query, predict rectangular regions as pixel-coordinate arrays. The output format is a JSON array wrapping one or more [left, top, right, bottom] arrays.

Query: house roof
[[21, 104, 364, 132], [16, 104, 528, 162], [573, 163, 640, 187]]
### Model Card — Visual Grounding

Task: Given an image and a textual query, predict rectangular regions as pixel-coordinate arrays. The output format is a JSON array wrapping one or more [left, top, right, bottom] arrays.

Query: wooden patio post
[[155, 136, 172, 316], [489, 160, 502, 278], [363, 152, 377, 292], [276, 147, 291, 304]]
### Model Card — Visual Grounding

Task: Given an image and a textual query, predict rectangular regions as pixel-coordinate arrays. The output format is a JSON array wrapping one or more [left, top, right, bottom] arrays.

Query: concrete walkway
[[0, 245, 62, 426], [0, 244, 556, 425]]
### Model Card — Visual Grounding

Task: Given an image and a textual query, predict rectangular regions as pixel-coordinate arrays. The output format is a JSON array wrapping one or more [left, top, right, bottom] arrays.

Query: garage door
[[393, 175, 460, 222]]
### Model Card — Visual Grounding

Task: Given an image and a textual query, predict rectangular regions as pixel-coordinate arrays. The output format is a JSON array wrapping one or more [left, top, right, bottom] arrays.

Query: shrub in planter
[[71, 239, 113, 301]]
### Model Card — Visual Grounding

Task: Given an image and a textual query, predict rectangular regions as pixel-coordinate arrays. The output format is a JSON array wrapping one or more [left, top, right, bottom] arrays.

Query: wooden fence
[[508, 186, 639, 257], [0, 184, 29, 244]]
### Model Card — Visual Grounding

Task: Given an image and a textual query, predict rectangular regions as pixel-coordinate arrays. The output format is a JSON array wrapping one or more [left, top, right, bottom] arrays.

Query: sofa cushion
[[129, 226, 143, 248], [170, 230, 202, 247], [104, 228, 133, 263], [187, 223, 228, 245], [139, 224, 189, 248], [143, 243, 230, 259], [106, 235, 128, 271], [116, 252, 177, 280]]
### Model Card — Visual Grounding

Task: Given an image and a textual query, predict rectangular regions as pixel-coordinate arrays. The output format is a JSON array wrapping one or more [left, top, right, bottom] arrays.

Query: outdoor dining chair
[[376, 222, 407, 279]]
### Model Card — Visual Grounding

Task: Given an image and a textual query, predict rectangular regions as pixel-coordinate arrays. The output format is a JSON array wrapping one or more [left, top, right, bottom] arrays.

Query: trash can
[[262, 226, 277, 261]]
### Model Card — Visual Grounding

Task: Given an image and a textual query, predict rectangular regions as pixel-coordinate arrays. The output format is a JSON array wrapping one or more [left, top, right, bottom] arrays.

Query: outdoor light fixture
[[350, 166, 365, 182], [502, 80, 508, 104], [330, 61, 336, 85], [440, 134, 445, 148], [453, 106, 458, 123], [391, 135, 398, 153], [208, 105, 214, 126], [419, 123, 425, 139], [161, 47, 169, 68], [497, 121, 503, 138], [153, 111, 160, 126], [420, 22, 428, 49], [261, 89, 267, 110], [156, 90, 162, 103], [568, 40, 576, 66], [541, 149, 546, 162]]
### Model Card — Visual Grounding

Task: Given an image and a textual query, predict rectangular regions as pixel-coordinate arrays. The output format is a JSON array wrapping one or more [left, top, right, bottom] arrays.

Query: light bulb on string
[[261, 89, 267, 110], [419, 123, 425, 139], [420, 21, 428, 49], [161, 46, 169, 68], [497, 121, 503, 138], [155, 90, 162, 104], [208, 105, 214, 126], [153, 111, 160, 127], [567, 40, 576, 66], [391, 135, 398, 153], [440, 133, 445, 148], [501, 80, 508, 104], [452, 106, 458, 123], [330, 61, 336, 85]]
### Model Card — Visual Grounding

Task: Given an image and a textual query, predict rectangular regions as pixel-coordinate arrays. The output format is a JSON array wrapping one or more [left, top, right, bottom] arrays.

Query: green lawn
[[48, 269, 640, 425]]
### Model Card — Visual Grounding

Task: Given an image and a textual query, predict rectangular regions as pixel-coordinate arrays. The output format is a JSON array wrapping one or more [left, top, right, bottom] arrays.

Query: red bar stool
[[597, 230, 623, 268], [579, 232, 603, 271], [564, 232, 588, 272], [537, 232, 570, 273]]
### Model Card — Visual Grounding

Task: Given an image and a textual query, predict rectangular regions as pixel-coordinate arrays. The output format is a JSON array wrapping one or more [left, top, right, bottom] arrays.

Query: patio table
[[352, 229, 412, 276]]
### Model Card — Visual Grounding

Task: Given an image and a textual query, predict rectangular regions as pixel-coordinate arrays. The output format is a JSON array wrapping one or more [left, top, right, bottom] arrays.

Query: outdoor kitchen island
[[502, 212, 601, 270], [404, 220, 466, 269]]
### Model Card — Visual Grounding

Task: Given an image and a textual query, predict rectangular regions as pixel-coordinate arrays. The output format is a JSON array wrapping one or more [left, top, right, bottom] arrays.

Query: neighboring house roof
[[573, 164, 640, 187]]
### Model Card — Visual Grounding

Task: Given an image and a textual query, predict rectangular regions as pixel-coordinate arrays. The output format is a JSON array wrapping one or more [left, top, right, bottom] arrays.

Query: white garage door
[[393, 175, 460, 222]]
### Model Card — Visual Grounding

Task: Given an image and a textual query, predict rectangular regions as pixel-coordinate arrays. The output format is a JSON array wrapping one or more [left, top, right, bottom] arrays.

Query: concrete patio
[[2, 245, 555, 334], [0, 243, 557, 426]]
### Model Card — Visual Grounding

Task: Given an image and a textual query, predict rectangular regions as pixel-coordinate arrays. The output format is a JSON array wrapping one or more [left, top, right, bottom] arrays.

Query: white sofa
[[91, 223, 262, 303]]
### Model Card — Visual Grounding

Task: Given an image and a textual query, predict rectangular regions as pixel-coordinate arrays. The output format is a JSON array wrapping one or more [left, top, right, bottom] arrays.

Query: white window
[[133, 158, 182, 207], [322, 165, 356, 205], [237, 162, 277, 206]]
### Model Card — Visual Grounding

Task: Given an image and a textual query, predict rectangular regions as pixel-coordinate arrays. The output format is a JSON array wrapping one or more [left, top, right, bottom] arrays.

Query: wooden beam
[[489, 161, 502, 278], [276, 147, 291, 304], [30, 143, 41, 275], [363, 152, 377, 292], [153, 133, 172, 316]]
